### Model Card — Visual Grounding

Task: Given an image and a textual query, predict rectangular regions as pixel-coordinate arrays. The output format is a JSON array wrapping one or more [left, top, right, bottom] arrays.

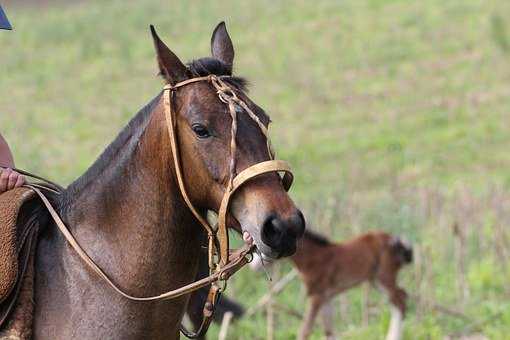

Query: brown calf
[[251, 230, 412, 340]]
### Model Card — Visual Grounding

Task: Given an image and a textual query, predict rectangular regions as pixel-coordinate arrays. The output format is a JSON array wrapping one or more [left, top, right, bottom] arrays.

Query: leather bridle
[[8, 74, 294, 338], [163, 74, 293, 271], [165, 74, 293, 337]]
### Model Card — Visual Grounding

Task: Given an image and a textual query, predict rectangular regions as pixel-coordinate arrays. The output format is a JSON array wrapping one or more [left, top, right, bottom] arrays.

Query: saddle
[[0, 187, 47, 340]]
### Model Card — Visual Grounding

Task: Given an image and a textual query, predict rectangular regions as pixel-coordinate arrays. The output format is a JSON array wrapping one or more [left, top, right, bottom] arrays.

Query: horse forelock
[[185, 57, 272, 153], [186, 57, 248, 91]]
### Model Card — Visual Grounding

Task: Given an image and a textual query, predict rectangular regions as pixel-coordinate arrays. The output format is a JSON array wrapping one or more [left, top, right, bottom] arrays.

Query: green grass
[[2, 0, 510, 338]]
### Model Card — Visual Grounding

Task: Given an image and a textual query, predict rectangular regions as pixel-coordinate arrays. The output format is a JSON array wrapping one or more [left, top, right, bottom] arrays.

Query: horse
[[31, 22, 305, 339], [248, 230, 412, 340]]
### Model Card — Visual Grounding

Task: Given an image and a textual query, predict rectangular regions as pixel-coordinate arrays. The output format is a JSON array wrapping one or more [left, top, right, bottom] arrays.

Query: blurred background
[[1, 0, 509, 339]]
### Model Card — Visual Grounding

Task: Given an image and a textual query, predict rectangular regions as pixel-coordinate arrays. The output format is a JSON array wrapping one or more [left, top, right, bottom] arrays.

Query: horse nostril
[[261, 215, 285, 249], [261, 211, 304, 256]]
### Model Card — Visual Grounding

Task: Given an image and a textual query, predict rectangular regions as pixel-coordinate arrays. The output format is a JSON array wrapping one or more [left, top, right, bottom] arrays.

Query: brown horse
[[32, 22, 304, 339], [248, 230, 412, 340]]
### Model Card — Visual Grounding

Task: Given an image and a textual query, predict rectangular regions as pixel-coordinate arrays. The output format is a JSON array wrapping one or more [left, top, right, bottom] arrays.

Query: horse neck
[[60, 104, 204, 294]]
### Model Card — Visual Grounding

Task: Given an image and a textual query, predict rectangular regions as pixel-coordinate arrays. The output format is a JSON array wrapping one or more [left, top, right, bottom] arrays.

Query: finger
[[0, 169, 12, 193], [14, 174, 25, 188], [243, 231, 253, 245], [7, 171, 18, 190]]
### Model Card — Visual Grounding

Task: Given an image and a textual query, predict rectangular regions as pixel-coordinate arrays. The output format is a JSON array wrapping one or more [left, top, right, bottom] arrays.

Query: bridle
[[165, 74, 293, 337], [11, 74, 294, 338], [163, 74, 293, 271]]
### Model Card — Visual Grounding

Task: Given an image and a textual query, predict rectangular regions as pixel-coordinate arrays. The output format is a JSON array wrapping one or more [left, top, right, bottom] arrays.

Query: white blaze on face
[[385, 305, 403, 340]]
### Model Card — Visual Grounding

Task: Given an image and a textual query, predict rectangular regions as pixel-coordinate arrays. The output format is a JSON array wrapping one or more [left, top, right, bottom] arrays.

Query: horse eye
[[191, 124, 211, 139]]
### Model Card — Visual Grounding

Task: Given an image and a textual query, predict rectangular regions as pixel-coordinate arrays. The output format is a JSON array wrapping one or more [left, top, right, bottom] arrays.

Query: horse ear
[[211, 21, 234, 68], [150, 25, 188, 84]]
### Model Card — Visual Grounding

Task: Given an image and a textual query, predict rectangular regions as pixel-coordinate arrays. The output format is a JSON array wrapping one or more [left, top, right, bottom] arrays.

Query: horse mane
[[59, 94, 161, 213], [303, 229, 331, 246], [186, 57, 248, 91]]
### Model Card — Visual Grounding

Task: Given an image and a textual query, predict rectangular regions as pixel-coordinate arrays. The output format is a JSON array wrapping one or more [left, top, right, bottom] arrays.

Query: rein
[[3, 74, 294, 338]]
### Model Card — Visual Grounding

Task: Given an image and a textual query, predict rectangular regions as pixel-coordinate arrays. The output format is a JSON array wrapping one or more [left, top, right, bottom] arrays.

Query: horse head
[[150, 22, 305, 259]]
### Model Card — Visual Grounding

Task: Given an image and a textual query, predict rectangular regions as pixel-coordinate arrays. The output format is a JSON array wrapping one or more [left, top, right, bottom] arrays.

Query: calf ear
[[211, 21, 234, 68], [150, 25, 188, 84]]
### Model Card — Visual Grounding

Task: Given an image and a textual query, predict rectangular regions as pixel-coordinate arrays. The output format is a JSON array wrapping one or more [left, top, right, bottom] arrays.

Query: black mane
[[303, 229, 331, 246], [187, 57, 248, 91]]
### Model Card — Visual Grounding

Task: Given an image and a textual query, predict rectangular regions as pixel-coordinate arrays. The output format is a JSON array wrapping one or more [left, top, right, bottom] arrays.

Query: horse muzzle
[[260, 210, 305, 258]]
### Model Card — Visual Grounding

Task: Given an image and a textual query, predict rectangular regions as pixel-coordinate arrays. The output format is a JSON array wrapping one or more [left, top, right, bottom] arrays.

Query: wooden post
[[452, 222, 469, 302], [266, 263, 280, 340], [338, 294, 349, 325], [361, 282, 370, 327], [218, 312, 234, 340], [246, 269, 299, 316], [267, 288, 274, 340]]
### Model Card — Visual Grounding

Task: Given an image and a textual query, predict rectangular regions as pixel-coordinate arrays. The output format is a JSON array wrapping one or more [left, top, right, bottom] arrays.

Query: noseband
[[17, 74, 294, 338]]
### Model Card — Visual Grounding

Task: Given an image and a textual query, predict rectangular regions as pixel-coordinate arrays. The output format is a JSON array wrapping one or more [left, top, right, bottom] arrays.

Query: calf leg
[[386, 305, 403, 340], [375, 272, 408, 340], [320, 300, 336, 340], [298, 296, 322, 340], [375, 268, 408, 316]]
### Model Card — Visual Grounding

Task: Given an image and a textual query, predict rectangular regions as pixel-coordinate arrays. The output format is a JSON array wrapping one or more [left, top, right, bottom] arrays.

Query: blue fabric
[[0, 5, 12, 30]]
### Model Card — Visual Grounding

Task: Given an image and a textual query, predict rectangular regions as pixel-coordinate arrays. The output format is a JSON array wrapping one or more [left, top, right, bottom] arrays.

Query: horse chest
[[32, 218, 201, 340]]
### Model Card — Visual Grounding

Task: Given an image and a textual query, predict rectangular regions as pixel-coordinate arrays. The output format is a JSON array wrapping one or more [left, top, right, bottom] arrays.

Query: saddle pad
[[0, 188, 36, 302], [0, 225, 38, 340]]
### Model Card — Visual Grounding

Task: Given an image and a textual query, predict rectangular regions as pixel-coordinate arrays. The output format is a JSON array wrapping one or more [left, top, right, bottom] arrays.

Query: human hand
[[0, 168, 25, 193]]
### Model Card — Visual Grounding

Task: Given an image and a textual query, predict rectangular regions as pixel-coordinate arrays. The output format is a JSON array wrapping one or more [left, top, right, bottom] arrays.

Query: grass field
[[2, 0, 510, 339]]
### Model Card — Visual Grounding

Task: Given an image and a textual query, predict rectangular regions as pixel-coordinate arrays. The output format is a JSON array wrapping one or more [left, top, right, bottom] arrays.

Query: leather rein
[[5, 74, 294, 338]]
